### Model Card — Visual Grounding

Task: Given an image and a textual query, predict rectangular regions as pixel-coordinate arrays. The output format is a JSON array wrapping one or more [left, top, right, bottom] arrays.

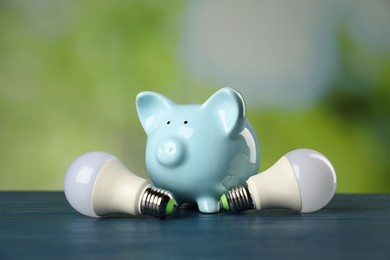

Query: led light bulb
[[64, 151, 178, 218], [221, 149, 337, 213]]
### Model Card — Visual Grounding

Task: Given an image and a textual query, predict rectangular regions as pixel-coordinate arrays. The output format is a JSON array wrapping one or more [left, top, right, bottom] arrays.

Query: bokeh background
[[1, 0, 389, 192]]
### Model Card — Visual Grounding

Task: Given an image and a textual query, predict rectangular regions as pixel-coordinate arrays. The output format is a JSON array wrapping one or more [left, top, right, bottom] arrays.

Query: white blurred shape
[[181, 0, 338, 108], [344, 0, 390, 51]]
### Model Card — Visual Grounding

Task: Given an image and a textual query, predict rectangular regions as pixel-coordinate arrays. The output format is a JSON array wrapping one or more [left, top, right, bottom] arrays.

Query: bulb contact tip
[[165, 197, 178, 216], [220, 194, 230, 211]]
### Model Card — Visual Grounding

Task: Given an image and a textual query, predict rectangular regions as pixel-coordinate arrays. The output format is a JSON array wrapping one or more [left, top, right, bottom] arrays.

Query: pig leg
[[196, 197, 220, 213]]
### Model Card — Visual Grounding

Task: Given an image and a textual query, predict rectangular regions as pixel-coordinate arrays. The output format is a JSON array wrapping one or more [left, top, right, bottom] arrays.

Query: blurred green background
[[1, 0, 389, 192]]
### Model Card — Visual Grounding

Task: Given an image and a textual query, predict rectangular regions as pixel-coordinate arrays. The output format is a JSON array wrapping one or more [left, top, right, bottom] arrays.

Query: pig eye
[[184, 121, 188, 124], [167, 121, 171, 125]]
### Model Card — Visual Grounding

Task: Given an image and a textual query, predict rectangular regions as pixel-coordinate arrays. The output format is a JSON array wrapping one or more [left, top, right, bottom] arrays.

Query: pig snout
[[156, 137, 186, 167]]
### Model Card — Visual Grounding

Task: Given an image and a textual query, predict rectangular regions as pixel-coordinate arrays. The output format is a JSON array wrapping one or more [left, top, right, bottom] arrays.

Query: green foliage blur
[[1, 1, 389, 192]]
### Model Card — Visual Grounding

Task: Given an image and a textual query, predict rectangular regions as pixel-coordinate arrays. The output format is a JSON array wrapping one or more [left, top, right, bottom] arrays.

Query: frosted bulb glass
[[64, 151, 178, 218], [221, 149, 337, 213]]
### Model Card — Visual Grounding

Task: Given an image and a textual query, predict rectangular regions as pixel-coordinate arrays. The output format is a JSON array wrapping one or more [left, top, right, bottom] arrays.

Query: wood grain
[[0, 192, 389, 259]]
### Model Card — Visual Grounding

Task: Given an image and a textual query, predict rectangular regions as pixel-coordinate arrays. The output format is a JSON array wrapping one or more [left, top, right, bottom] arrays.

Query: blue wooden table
[[0, 192, 389, 259]]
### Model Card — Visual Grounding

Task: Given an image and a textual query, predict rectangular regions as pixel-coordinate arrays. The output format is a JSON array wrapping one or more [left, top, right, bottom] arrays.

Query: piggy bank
[[136, 88, 260, 213]]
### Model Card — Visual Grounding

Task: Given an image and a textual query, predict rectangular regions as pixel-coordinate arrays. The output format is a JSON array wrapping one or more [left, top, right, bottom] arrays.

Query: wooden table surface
[[0, 192, 389, 259]]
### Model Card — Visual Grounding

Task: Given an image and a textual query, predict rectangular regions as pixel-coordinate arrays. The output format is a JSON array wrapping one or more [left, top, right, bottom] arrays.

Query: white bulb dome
[[64, 151, 116, 217], [285, 149, 337, 213]]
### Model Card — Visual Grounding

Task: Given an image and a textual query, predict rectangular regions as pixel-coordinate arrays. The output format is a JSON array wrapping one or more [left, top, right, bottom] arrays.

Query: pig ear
[[136, 91, 173, 135], [202, 88, 246, 136]]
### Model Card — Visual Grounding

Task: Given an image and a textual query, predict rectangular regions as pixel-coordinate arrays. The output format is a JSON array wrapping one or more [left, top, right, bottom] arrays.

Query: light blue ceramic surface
[[136, 88, 260, 213]]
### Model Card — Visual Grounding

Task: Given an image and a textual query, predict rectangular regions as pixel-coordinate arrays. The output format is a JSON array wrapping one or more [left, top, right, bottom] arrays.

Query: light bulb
[[64, 151, 178, 218], [221, 149, 337, 213]]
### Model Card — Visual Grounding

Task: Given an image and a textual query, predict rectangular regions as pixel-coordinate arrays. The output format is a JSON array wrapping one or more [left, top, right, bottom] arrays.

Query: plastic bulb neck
[[140, 186, 178, 218], [220, 183, 254, 212]]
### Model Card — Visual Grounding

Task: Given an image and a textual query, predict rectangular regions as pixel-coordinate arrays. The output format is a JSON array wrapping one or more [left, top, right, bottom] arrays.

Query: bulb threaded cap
[[221, 183, 254, 212], [140, 186, 178, 218]]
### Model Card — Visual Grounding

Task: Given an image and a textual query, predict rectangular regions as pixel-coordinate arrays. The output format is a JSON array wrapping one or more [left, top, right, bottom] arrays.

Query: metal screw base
[[140, 186, 177, 218], [225, 183, 254, 212]]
